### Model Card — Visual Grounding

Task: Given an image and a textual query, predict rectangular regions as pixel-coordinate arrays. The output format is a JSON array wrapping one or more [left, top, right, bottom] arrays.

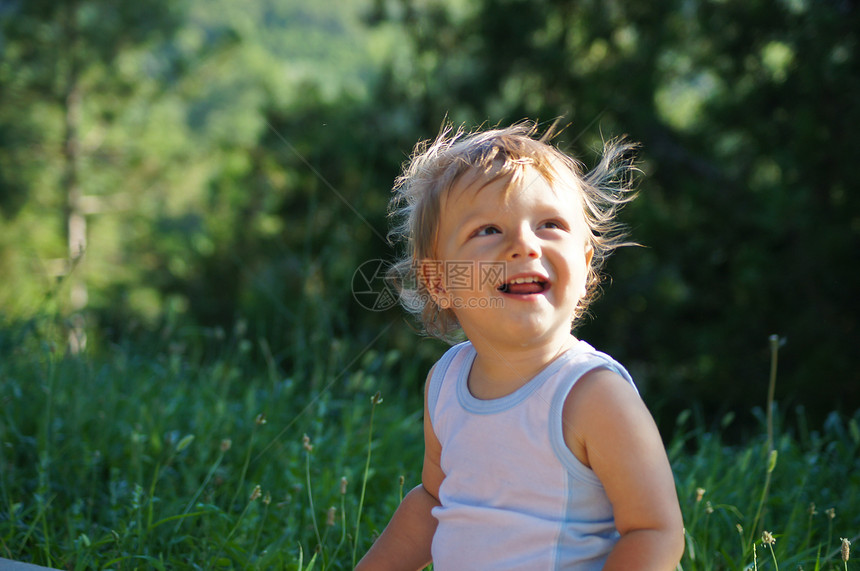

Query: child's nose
[[507, 226, 540, 259]]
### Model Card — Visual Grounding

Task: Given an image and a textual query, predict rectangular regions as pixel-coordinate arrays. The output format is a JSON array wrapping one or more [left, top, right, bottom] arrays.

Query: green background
[[2, 0, 858, 428]]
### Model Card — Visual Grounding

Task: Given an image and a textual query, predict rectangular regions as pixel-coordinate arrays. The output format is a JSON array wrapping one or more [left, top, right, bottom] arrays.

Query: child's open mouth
[[497, 275, 549, 295]]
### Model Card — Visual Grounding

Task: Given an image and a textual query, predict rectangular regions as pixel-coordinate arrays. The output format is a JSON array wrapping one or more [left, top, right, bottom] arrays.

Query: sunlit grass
[[0, 317, 857, 570]]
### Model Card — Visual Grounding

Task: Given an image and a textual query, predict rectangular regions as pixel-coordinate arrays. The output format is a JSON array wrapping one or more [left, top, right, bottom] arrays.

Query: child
[[357, 122, 684, 570]]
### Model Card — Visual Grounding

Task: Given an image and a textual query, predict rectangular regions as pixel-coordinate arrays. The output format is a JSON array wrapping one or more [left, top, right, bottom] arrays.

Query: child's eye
[[475, 225, 501, 236], [540, 220, 566, 230]]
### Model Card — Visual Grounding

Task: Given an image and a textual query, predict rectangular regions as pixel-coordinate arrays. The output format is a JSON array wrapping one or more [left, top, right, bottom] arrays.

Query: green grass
[[0, 317, 857, 570]]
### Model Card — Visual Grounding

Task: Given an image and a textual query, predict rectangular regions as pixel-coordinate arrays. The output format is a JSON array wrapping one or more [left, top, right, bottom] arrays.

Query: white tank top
[[428, 340, 638, 570]]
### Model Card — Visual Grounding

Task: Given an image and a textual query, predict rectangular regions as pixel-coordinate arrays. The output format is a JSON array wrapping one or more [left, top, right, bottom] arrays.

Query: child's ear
[[418, 259, 451, 309]]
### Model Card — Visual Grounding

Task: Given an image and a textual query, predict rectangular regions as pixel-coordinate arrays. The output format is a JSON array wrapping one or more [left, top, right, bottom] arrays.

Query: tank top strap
[[427, 341, 473, 427]]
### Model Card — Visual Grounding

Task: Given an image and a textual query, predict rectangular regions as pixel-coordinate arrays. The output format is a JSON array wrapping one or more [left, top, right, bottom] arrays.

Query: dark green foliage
[[366, 0, 860, 425]]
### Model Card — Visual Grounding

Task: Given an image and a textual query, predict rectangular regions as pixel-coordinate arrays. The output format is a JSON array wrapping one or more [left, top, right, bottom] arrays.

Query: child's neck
[[465, 332, 576, 400]]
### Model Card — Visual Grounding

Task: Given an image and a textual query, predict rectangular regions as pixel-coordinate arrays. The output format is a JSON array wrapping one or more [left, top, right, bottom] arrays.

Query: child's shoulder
[[556, 340, 637, 396], [566, 339, 629, 371], [561, 361, 649, 469]]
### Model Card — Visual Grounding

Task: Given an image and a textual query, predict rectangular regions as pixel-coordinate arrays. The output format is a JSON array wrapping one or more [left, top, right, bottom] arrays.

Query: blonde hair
[[387, 120, 639, 343]]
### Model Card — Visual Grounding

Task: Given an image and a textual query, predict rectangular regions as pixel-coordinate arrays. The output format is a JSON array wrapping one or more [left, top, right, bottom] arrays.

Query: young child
[[357, 122, 684, 570]]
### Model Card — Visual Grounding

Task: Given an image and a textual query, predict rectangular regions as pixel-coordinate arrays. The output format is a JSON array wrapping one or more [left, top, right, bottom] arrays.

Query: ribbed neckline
[[456, 341, 586, 414]]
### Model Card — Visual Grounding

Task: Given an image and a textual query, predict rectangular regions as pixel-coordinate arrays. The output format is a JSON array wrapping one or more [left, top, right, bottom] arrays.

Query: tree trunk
[[62, 2, 87, 352]]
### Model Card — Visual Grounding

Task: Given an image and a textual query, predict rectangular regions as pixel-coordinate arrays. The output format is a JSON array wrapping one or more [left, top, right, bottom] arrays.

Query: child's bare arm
[[354, 484, 439, 571], [564, 369, 685, 570], [355, 371, 444, 571]]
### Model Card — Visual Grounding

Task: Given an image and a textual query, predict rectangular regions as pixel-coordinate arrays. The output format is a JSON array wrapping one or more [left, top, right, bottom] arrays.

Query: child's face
[[426, 166, 593, 348]]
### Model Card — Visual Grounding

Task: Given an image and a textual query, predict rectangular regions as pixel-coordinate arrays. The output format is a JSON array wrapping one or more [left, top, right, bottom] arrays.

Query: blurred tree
[[0, 0, 190, 343], [101, 0, 426, 376]]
